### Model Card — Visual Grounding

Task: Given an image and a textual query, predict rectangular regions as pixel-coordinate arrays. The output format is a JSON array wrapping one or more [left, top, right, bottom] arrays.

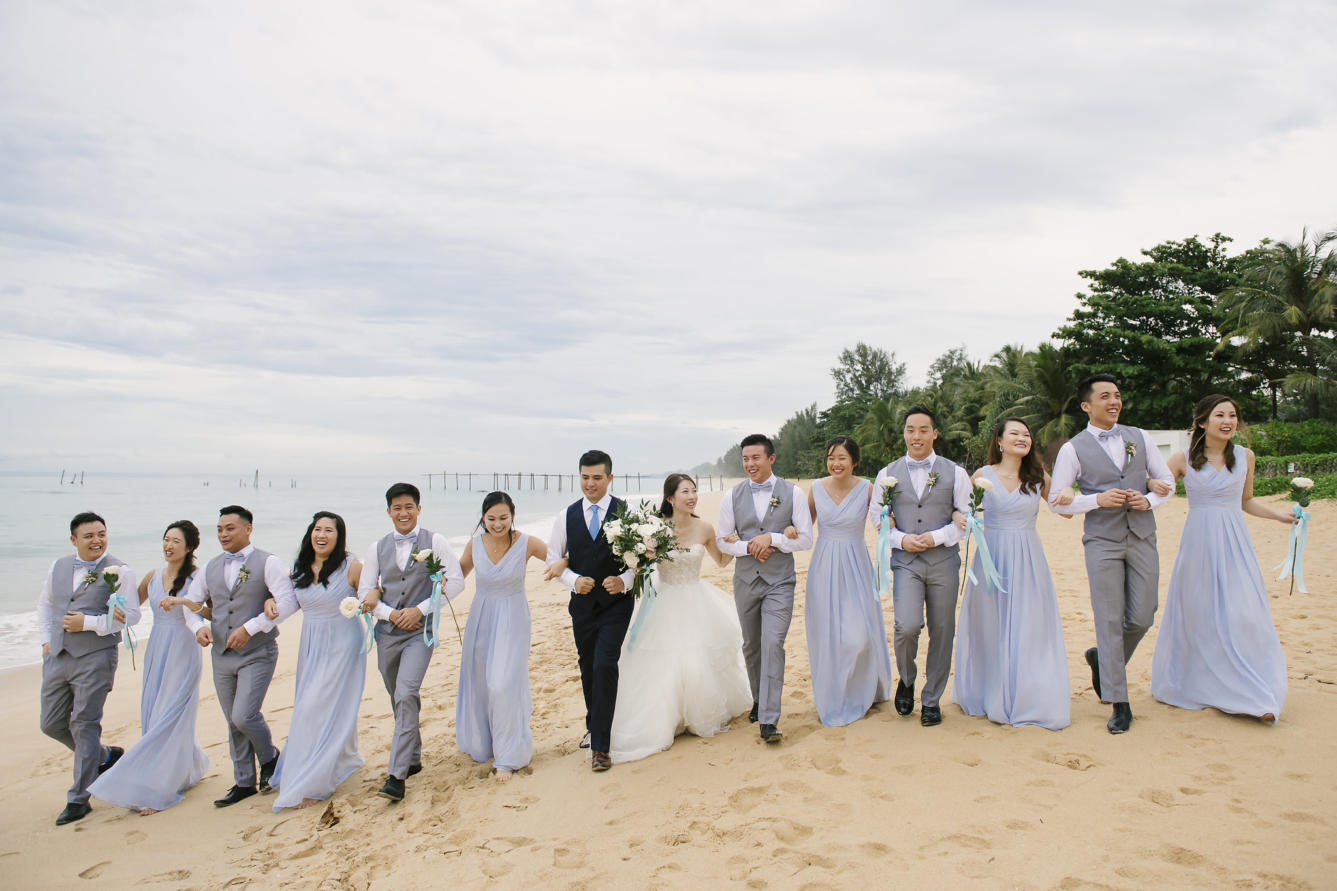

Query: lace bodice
[[656, 543, 706, 586]]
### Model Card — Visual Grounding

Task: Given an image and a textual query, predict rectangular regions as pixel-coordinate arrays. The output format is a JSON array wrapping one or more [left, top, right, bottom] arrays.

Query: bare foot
[[296, 798, 321, 809], [1260, 713, 1276, 724], [138, 808, 158, 816], [494, 768, 513, 783]]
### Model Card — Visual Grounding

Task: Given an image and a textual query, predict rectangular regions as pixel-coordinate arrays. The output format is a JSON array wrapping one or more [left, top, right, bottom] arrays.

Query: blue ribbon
[[626, 572, 656, 651], [962, 515, 1008, 595], [423, 571, 443, 648], [359, 610, 376, 654], [106, 591, 138, 669], [1274, 504, 1310, 594], [874, 506, 892, 598]]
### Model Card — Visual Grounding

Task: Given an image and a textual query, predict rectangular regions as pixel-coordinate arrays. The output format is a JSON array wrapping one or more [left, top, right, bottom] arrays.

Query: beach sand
[[1, 487, 1333, 889]]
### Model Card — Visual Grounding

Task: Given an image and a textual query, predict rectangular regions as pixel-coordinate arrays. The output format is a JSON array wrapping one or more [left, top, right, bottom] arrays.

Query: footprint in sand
[[147, 869, 191, 883], [808, 751, 846, 776], [553, 844, 588, 869], [1039, 750, 1096, 771], [919, 833, 992, 853], [1281, 811, 1325, 824], [123, 829, 147, 844], [78, 862, 112, 879], [1139, 788, 1176, 808], [1159, 845, 1205, 867]]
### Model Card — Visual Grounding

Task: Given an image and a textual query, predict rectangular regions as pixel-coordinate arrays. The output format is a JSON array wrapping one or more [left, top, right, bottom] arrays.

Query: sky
[[1, 1, 1333, 476]]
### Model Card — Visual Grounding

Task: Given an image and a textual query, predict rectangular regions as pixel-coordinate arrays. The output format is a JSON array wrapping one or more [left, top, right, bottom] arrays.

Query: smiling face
[[71, 521, 107, 561], [903, 413, 938, 461], [1199, 398, 1240, 443], [826, 444, 854, 478], [483, 503, 514, 537], [998, 420, 1033, 458], [217, 513, 252, 553], [387, 494, 421, 534], [741, 445, 775, 482], [310, 517, 338, 559], [580, 464, 611, 503], [162, 527, 187, 564], [669, 478, 699, 516], [1082, 381, 1122, 429]]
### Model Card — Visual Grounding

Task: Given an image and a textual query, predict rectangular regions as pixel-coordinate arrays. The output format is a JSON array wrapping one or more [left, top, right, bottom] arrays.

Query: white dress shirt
[[545, 494, 637, 591], [715, 475, 814, 556], [37, 555, 141, 647], [1048, 424, 1174, 515], [356, 528, 465, 620], [182, 544, 299, 635], [867, 455, 973, 550]]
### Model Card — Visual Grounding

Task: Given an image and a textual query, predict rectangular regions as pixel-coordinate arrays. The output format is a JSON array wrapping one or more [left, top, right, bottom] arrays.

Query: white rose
[[635, 542, 646, 553], [634, 523, 654, 538], [883, 476, 898, 489], [1293, 477, 1315, 489], [339, 596, 360, 618], [604, 521, 622, 537], [102, 565, 121, 577], [975, 478, 994, 491], [412, 549, 432, 562], [624, 552, 639, 569]]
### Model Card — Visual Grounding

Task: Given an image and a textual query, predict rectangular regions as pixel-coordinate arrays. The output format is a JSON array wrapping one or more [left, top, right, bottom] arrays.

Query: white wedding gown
[[609, 544, 754, 763]]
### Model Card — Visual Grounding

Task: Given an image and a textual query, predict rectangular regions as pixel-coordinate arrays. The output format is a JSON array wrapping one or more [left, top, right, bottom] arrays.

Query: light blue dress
[[88, 568, 209, 811], [805, 478, 893, 726], [270, 559, 366, 809], [953, 467, 1070, 730], [1152, 446, 1287, 719], [457, 534, 533, 772]]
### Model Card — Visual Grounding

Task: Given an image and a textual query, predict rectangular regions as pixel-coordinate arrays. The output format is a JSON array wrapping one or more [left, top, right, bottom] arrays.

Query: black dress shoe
[[579, 731, 591, 749], [258, 750, 279, 793], [1085, 648, 1103, 700], [55, 802, 92, 825], [1107, 702, 1132, 734], [894, 681, 914, 716], [378, 776, 405, 801], [749, 701, 759, 724], [406, 763, 423, 778], [920, 705, 942, 727], [214, 785, 258, 807], [759, 723, 784, 743], [98, 746, 124, 775]]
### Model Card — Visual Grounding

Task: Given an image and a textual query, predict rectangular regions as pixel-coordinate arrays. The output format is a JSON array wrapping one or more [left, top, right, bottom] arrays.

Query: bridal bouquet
[[604, 502, 680, 599]]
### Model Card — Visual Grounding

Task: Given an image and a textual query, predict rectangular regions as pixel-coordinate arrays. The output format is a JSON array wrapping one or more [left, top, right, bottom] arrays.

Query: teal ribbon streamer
[[1273, 504, 1310, 594], [359, 610, 376, 654], [874, 506, 892, 598], [963, 515, 1008, 594], [626, 573, 656, 651], [423, 571, 443, 649], [106, 591, 137, 670]]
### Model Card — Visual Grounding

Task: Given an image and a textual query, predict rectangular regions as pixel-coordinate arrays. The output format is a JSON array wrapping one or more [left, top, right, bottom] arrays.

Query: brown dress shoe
[[591, 751, 612, 772]]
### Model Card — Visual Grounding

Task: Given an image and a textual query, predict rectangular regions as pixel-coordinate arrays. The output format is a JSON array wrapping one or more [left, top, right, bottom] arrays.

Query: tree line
[[695, 229, 1337, 479]]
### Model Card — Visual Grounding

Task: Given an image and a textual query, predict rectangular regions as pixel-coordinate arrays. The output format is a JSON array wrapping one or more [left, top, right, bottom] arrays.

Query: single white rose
[[339, 596, 360, 618], [634, 523, 653, 538], [412, 549, 432, 562], [884, 476, 898, 488], [634, 542, 646, 553], [604, 521, 622, 536], [976, 478, 994, 491], [102, 565, 121, 577], [624, 552, 639, 569], [1293, 477, 1315, 489]]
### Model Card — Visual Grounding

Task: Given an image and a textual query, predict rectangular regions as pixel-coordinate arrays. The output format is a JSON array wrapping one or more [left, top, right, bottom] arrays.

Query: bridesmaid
[[266, 512, 366, 809], [457, 492, 547, 782], [89, 521, 210, 815], [953, 418, 1070, 730], [1151, 395, 1292, 723], [805, 436, 893, 726]]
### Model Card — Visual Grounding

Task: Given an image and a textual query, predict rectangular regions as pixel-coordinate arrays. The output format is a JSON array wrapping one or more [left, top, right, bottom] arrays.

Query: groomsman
[[183, 505, 297, 806], [717, 434, 813, 743], [1049, 374, 1174, 733], [38, 512, 140, 825], [544, 451, 634, 771], [357, 482, 463, 801], [868, 407, 971, 727]]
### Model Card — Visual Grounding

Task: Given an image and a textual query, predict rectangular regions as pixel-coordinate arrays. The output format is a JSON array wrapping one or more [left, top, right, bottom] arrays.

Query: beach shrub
[[1244, 419, 1337, 456]]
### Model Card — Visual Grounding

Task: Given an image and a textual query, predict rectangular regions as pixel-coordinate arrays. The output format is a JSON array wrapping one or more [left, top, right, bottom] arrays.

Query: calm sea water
[[0, 471, 684, 671]]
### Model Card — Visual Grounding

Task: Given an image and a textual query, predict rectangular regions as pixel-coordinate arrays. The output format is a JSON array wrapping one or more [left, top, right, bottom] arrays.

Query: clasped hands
[[354, 589, 423, 629], [722, 526, 799, 562], [541, 558, 625, 595]]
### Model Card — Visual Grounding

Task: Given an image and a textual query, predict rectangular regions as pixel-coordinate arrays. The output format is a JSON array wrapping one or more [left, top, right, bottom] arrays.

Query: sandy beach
[[2, 486, 1332, 889]]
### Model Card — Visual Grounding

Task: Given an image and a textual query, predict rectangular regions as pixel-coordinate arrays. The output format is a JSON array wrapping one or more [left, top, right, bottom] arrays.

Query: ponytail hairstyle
[[986, 417, 1046, 495], [659, 473, 699, 519], [163, 520, 200, 596], [291, 511, 349, 589], [1188, 394, 1240, 472], [475, 491, 518, 544]]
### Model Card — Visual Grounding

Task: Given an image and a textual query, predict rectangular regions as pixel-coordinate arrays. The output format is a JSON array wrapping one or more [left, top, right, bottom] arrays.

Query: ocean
[[0, 470, 695, 672]]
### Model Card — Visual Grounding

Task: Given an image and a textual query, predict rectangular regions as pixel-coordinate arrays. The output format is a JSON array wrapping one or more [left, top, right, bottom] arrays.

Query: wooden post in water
[[60, 470, 65, 484]]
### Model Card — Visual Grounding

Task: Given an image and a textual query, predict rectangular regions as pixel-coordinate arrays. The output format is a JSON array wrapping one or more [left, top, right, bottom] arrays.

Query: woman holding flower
[[953, 418, 1071, 730], [1151, 395, 1291, 723], [265, 511, 366, 809], [89, 521, 210, 815], [456, 492, 548, 781]]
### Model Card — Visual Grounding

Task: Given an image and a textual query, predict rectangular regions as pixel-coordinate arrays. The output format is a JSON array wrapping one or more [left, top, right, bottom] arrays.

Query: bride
[[608, 473, 753, 763]]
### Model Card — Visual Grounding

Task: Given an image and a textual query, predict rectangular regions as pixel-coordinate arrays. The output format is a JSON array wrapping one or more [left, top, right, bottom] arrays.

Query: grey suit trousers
[[891, 553, 962, 708], [212, 640, 278, 787], [733, 574, 795, 725], [376, 630, 434, 779], [40, 647, 118, 805], [1084, 533, 1159, 702]]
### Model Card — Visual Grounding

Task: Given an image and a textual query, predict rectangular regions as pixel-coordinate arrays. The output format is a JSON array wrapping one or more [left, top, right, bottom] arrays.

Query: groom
[[1049, 374, 1173, 733], [545, 450, 634, 772], [717, 434, 812, 743], [183, 505, 297, 806]]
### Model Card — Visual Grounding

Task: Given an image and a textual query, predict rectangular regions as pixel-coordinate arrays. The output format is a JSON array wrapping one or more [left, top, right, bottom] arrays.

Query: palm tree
[[1006, 343, 1081, 450], [854, 398, 903, 469]]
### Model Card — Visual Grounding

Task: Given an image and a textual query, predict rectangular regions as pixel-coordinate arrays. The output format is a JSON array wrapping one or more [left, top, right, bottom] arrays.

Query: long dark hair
[[825, 435, 861, 468], [1189, 394, 1240, 472], [987, 417, 1046, 495], [474, 491, 518, 543], [163, 520, 200, 596], [659, 473, 699, 519], [291, 511, 349, 589]]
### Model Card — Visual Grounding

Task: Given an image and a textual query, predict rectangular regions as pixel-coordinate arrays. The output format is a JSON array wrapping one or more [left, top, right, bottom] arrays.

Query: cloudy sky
[[1, 1, 1332, 475]]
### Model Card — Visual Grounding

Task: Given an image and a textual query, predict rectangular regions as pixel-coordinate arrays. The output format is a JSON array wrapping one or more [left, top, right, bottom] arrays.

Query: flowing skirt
[[456, 593, 533, 772], [805, 537, 892, 726]]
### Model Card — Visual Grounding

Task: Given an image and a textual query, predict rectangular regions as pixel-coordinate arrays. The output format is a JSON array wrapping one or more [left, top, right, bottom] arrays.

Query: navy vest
[[566, 497, 625, 604]]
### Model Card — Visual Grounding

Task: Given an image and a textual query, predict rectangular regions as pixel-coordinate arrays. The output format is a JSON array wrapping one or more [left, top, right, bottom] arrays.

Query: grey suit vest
[[206, 549, 278, 653], [1071, 427, 1157, 541], [376, 528, 434, 637], [888, 456, 961, 568], [732, 478, 797, 584], [50, 554, 127, 657]]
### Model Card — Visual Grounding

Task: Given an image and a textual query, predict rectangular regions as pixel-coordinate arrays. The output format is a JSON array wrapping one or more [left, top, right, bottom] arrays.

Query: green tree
[[831, 343, 908, 404], [1005, 342, 1081, 450], [773, 404, 820, 478]]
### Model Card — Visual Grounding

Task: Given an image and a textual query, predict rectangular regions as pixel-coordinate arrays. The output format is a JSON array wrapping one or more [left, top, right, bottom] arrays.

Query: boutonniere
[[768, 495, 781, 509], [82, 570, 98, 586], [925, 472, 940, 491], [1124, 440, 1136, 468], [880, 476, 899, 508], [238, 565, 251, 583], [101, 565, 121, 596]]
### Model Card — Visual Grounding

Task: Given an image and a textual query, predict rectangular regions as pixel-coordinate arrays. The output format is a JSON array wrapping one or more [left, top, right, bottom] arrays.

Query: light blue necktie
[[588, 504, 600, 539]]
